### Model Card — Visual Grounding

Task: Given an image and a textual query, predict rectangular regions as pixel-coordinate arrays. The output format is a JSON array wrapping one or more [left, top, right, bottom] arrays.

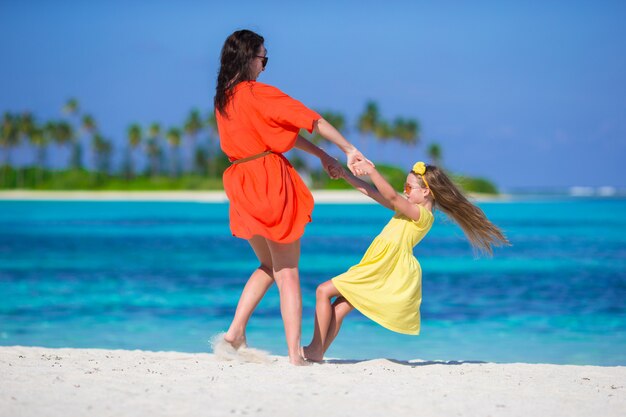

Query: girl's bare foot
[[302, 345, 324, 363]]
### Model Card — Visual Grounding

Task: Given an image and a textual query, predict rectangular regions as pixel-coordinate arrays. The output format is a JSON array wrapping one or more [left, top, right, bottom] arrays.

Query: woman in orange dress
[[214, 29, 369, 365]]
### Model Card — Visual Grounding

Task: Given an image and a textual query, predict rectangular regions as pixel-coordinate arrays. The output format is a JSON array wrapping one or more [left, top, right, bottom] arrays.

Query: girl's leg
[[266, 239, 305, 366], [224, 235, 274, 349], [303, 280, 343, 361], [323, 296, 354, 354]]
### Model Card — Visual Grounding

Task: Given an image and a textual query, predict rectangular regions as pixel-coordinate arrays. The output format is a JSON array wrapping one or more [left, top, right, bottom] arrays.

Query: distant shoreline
[[0, 190, 513, 203]]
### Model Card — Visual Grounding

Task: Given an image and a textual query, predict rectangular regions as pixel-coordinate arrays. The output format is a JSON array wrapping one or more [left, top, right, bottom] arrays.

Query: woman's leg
[[303, 280, 343, 361], [266, 239, 305, 365], [224, 235, 274, 349]]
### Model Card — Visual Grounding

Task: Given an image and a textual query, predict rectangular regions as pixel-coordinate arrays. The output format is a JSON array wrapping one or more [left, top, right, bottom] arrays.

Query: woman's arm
[[313, 118, 372, 175], [294, 135, 342, 178], [353, 160, 422, 221], [312, 118, 354, 154], [294, 135, 328, 159]]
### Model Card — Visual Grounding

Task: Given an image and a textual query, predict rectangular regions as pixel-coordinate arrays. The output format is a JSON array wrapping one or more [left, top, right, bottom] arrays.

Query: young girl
[[303, 159, 510, 362]]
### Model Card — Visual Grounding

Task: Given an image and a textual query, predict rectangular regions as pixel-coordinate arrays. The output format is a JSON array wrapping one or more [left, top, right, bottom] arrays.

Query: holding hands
[[321, 155, 344, 180], [310, 118, 373, 179], [346, 148, 374, 176], [322, 148, 375, 180], [351, 158, 375, 176]]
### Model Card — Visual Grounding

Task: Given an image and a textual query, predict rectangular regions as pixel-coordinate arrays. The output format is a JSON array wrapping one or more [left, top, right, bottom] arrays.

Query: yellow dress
[[332, 205, 434, 335]]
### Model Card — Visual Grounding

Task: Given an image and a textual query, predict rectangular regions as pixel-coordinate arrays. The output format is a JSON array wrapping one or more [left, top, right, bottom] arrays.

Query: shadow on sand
[[323, 358, 487, 367]]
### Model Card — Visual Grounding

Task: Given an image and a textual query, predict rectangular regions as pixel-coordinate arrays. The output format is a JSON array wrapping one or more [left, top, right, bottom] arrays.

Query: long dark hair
[[415, 165, 510, 255], [214, 30, 264, 117]]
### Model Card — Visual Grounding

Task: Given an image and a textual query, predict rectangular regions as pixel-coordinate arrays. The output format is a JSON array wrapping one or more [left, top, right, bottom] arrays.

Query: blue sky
[[1, 0, 625, 189]]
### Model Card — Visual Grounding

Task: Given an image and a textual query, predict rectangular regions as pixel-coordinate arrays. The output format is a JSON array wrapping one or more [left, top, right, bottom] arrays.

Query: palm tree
[[1, 113, 14, 155], [392, 118, 420, 146], [375, 120, 393, 141], [184, 109, 203, 173], [16, 112, 36, 188], [427, 142, 442, 166], [357, 101, 380, 156], [63, 98, 79, 115], [205, 110, 219, 178], [391, 117, 420, 161], [50, 121, 73, 188], [19, 112, 35, 136], [371, 120, 395, 162], [82, 114, 96, 133], [125, 123, 142, 178], [92, 134, 112, 180], [31, 124, 52, 185], [54, 121, 74, 150], [166, 127, 182, 177], [61, 98, 81, 170], [75, 114, 96, 171], [1, 112, 19, 187], [146, 122, 162, 177], [194, 148, 209, 176]]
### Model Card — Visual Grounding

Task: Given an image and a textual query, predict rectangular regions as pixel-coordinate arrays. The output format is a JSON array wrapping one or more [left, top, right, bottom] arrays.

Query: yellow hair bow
[[412, 161, 426, 175], [412, 161, 435, 199]]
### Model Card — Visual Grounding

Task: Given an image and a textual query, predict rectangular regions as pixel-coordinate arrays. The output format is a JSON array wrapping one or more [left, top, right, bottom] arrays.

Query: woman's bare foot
[[289, 354, 309, 366], [223, 331, 247, 350], [301, 345, 324, 363]]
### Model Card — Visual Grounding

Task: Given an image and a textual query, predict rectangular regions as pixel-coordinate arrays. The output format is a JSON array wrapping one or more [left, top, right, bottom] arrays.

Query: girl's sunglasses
[[404, 182, 419, 194], [256, 55, 268, 68]]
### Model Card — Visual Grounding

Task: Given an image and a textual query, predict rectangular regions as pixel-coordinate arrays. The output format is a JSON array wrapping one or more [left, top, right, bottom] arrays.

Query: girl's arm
[[294, 135, 342, 178], [341, 170, 394, 210], [354, 160, 422, 221]]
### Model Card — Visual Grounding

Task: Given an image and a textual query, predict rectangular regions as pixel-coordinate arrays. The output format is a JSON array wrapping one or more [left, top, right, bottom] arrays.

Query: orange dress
[[216, 81, 321, 243]]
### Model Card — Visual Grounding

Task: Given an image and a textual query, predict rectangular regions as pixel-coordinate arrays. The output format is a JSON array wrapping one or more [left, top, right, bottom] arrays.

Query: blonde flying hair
[[412, 163, 510, 255]]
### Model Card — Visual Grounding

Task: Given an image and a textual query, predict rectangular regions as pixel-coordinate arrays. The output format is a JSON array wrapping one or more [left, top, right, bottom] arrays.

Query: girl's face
[[250, 44, 268, 80], [404, 173, 430, 204]]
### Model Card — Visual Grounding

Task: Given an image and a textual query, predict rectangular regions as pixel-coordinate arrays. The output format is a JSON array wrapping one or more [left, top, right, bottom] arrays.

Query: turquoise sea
[[1, 198, 625, 365]]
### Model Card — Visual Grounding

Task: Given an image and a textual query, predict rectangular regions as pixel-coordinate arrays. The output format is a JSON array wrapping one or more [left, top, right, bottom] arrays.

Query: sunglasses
[[404, 182, 420, 194], [256, 55, 268, 68]]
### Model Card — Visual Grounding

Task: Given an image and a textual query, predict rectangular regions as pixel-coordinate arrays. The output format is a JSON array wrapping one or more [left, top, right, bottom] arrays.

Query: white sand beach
[[0, 190, 511, 203], [1, 346, 624, 417]]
